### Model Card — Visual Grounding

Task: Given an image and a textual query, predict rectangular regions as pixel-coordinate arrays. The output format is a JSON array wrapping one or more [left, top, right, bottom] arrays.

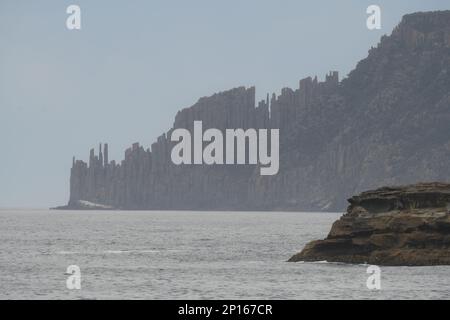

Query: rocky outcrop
[[62, 11, 450, 211], [289, 183, 450, 266]]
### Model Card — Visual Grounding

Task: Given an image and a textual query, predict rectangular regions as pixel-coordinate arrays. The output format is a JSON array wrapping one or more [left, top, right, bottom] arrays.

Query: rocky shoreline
[[289, 183, 450, 266]]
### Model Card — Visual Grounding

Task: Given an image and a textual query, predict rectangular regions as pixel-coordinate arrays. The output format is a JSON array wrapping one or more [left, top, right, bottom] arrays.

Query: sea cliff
[[61, 11, 450, 211]]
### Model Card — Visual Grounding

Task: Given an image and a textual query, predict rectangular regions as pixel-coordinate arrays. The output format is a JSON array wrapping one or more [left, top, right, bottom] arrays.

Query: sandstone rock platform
[[289, 183, 450, 266]]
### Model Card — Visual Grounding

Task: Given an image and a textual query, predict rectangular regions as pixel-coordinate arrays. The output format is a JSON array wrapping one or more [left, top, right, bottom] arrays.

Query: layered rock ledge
[[289, 183, 450, 266]]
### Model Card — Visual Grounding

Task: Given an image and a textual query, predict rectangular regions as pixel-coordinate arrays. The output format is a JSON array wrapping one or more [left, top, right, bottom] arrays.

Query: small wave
[[57, 251, 79, 255], [56, 249, 177, 255], [291, 260, 329, 264], [103, 249, 161, 254], [306, 260, 355, 266]]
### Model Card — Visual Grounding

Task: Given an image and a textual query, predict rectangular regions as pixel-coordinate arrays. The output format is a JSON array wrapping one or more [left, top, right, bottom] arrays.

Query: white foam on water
[[104, 249, 161, 254]]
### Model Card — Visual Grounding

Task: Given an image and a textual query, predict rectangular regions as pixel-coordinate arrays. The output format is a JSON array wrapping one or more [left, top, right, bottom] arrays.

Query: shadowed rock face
[[289, 183, 450, 266], [63, 11, 450, 211]]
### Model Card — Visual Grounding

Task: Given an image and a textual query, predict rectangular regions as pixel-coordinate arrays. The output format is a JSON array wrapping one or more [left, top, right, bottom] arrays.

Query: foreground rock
[[289, 183, 450, 266]]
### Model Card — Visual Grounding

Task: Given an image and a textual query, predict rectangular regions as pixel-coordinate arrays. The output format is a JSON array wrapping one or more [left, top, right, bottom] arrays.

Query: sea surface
[[0, 209, 449, 300]]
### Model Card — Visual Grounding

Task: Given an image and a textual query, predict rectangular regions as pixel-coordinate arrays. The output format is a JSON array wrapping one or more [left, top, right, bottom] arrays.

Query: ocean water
[[0, 209, 449, 300]]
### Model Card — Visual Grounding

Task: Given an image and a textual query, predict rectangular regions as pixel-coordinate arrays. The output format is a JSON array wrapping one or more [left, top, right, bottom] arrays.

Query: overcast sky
[[1, 0, 449, 207]]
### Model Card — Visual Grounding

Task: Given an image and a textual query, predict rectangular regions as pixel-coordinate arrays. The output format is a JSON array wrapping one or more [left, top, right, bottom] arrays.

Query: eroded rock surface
[[289, 183, 450, 266]]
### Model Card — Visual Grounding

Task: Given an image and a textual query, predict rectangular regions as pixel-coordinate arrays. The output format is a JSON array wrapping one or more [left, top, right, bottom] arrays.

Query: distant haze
[[1, 0, 449, 207]]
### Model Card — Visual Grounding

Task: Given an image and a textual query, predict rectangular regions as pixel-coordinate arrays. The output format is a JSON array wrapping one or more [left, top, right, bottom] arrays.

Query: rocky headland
[[289, 183, 450, 266], [60, 11, 450, 211]]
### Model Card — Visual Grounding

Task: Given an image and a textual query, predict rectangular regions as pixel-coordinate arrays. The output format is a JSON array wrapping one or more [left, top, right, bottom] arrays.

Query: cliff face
[[289, 183, 450, 266], [66, 11, 450, 211]]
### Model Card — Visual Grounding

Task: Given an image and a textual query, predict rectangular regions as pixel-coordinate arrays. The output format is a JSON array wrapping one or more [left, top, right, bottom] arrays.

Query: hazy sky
[[1, 0, 449, 207]]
